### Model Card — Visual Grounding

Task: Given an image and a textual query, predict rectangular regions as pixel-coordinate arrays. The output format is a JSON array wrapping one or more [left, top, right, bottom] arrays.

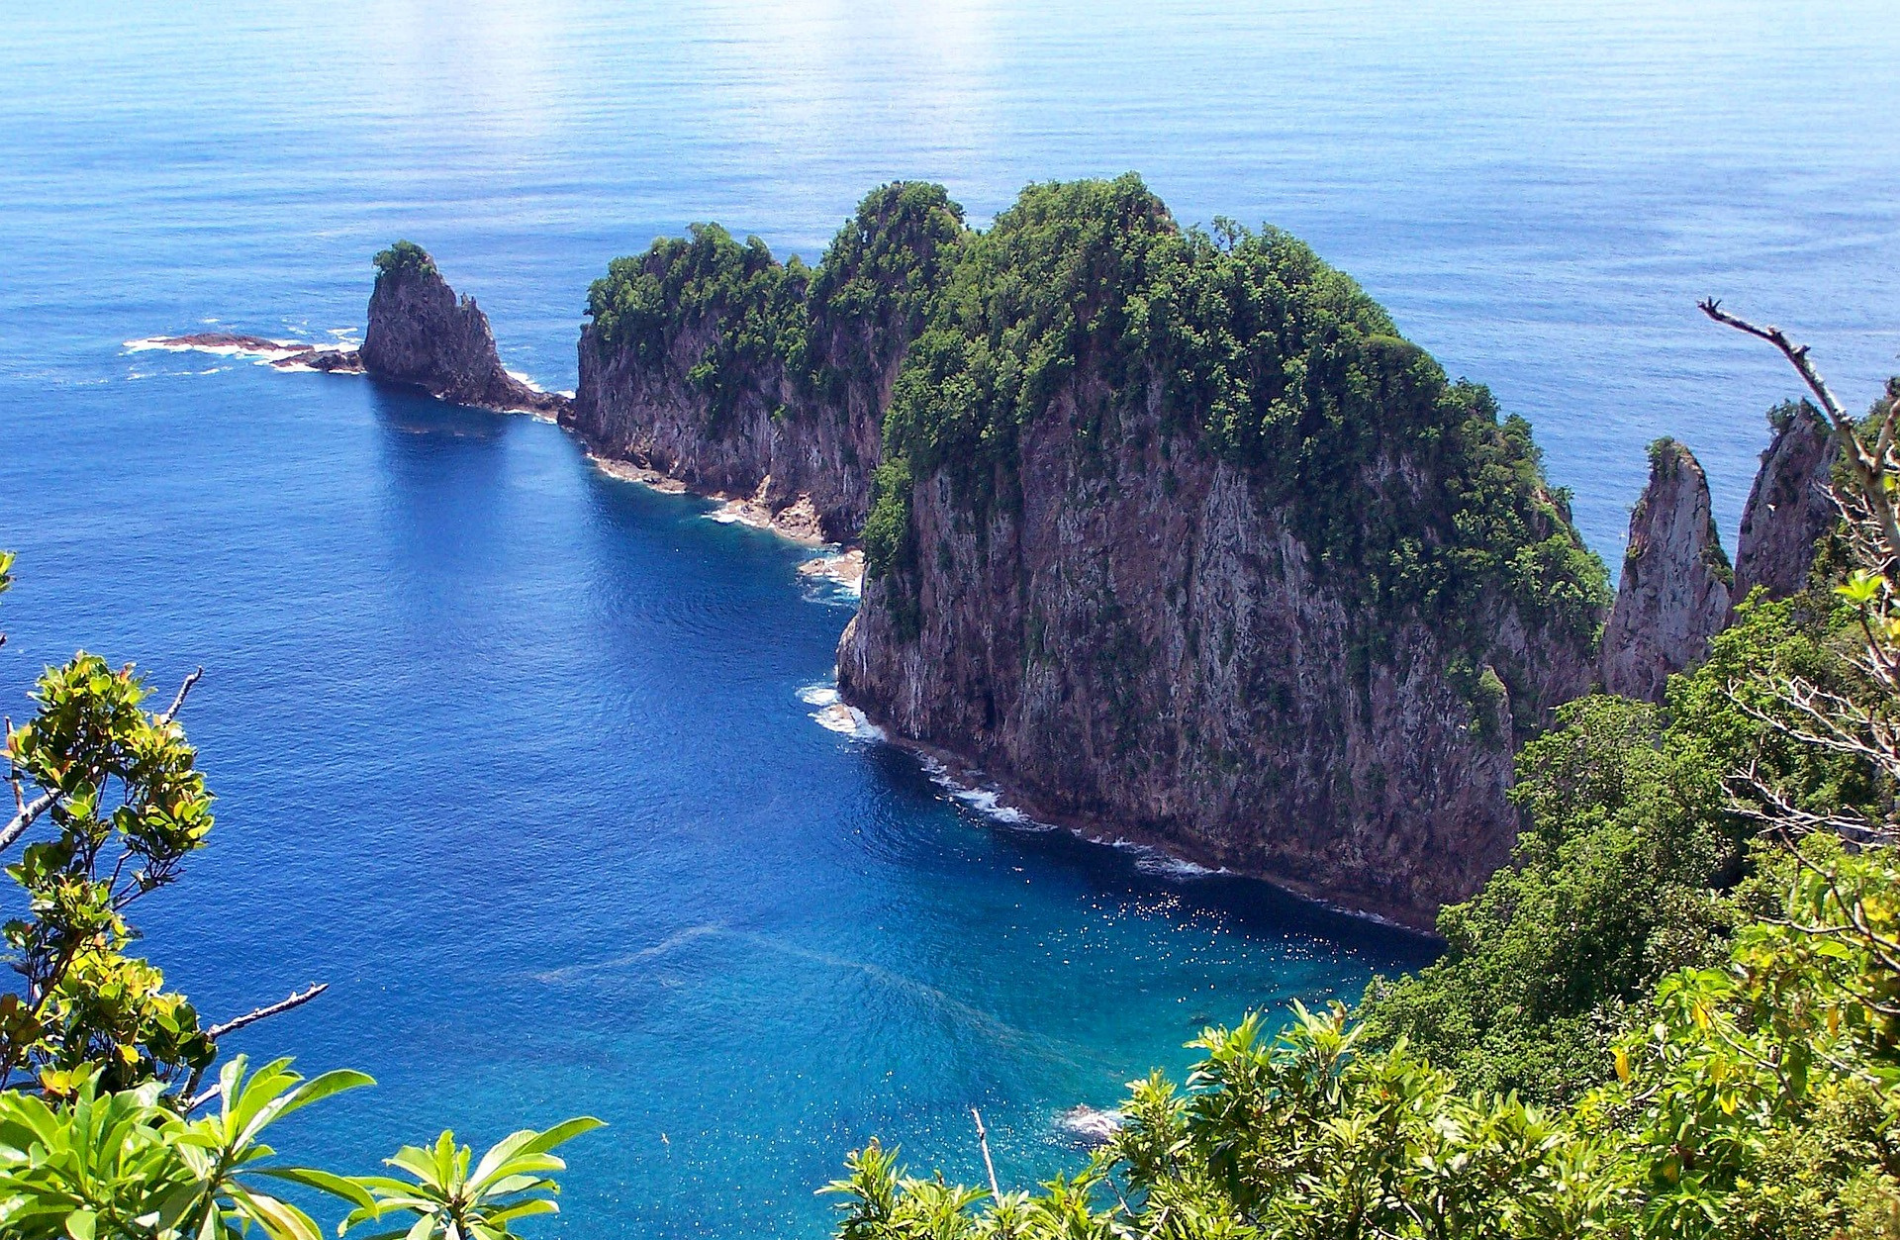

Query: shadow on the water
[[860, 740, 1442, 971], [367, 378, 512, 442]]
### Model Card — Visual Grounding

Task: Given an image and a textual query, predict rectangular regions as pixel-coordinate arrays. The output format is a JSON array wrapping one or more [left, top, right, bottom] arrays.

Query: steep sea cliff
[[161, 178, 1848, 931], [569, 176, 1622, 928]]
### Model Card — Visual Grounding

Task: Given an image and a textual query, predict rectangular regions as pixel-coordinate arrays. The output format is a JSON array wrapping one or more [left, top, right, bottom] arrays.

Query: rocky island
[[185, 183, 1845, 929], [562, 176, 1847, 928], [358, 242, 569, 417], [153, 241, 567, 419]]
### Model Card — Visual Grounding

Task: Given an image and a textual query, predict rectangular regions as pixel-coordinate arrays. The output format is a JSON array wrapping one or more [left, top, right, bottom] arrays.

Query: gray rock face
[[360, 249, 566, 417], [1733, 402, 1835, 604], [566, 316, 886, 543], [564, 185, 960, 542], [1600, 441, 1732, 702], [837, 409, 1601, 931]]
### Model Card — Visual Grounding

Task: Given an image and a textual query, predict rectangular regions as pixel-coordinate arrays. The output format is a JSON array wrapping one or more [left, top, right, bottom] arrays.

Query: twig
[[179, 982, 331, 1108], [205, 982, 328, 1040], [1697, 299, 1849, 425], [972, 1108, 1002, 1199], [159, 667, 204, 725], [182, 1083, 221, 1112], [1699, 299, 1900, 561]]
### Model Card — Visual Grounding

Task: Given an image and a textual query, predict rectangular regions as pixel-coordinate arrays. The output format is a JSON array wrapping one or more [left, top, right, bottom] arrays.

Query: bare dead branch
[[1698, 299, 1850, 425], [158, 667, 204, 726], [972, 1108, 1002, 1199], [0, 791, 56, 855], [205, 982, 329, 1041], [1699, 299, 1900, 563]]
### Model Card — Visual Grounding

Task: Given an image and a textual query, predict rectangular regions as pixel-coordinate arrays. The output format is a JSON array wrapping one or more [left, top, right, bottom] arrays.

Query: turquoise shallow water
[[1, 3, 1897, 1238]]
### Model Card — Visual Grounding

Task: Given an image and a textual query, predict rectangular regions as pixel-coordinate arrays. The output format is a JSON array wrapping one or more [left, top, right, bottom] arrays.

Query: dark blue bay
[[1, 3, 1896, 1238]]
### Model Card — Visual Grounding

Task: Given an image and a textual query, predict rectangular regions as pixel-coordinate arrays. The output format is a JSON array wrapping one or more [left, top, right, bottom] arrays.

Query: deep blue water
[[1, 3, 1897, 1238]]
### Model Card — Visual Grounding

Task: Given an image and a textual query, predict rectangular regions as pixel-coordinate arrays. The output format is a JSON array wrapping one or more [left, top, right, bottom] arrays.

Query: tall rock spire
[[1600, 440, 1733, 702], [360, 241, 567, 417], [1732, 401, 1836, 605]]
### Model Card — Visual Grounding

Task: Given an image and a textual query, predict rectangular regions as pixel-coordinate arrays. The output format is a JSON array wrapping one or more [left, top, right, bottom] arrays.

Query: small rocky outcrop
[[148, 334, 364, 372], [1599, 440, 1732, 702], [1733, 401, 1836, 604], [360, 242, 567, 417]]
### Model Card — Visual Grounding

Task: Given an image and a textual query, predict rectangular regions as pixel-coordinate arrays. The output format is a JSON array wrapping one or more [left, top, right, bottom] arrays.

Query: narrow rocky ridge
[[1596, 409, 1842, 701]]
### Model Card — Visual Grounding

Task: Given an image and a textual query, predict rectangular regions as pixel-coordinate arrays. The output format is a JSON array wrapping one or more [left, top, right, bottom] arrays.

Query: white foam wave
[[1056, 1105, 1123, 1147], [798, 550, 864, 600], [800, 683, 884, 740], [918, 757, 1054, 831]]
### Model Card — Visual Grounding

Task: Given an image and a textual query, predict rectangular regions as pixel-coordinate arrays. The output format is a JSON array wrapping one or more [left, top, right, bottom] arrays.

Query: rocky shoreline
[[139, 333, 365, 373], [155, 206, 1844, 929]]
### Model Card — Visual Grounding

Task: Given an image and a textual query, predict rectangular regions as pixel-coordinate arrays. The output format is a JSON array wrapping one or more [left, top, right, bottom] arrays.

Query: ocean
[[0, 3, 1895, 1237]]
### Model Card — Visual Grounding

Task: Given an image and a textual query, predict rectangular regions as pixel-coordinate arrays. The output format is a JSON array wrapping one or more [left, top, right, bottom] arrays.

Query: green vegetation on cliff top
[[584, 182, 965, 427], [372, 238, 436, 279], [877, 175, 1606, 649], [587, 175, 1608, 652]]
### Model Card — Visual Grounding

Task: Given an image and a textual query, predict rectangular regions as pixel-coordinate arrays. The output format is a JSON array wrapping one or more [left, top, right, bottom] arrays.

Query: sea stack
[[361, 241, 567, 417], [1599, 439, 1732, 702], [1732, 401, 1836, 605]]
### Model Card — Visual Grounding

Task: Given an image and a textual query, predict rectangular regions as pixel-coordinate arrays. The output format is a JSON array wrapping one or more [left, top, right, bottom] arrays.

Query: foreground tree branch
[[1700, 297, 1900, 567], [180, 982, 331, 1108], [205, 982, 328, 1041], [159, 666, 204, 725], [0, 790, 56, 855]]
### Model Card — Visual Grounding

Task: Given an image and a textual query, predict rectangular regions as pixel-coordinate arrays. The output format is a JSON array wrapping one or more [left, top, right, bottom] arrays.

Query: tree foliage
[[829, 333, 1900, 1239], [372, 241, 435, 280], [0, 559, 600, 1239]]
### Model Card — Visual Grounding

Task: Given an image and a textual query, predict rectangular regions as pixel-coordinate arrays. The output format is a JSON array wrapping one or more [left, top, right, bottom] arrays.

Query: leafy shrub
[[372, 240, 436, 279]]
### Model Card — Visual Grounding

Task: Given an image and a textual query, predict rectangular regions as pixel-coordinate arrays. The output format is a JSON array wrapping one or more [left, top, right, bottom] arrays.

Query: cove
[[3, 4, 1895, 1236], [0, 357, 1432, 1238]]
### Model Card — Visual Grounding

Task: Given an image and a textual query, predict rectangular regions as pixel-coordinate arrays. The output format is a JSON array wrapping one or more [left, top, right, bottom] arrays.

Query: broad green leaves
[[0, 1057, 370, 1240], [340, 1117, 604, 1240], [0, 1058, 601, 1240], [3, 654, 217, 1090]]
